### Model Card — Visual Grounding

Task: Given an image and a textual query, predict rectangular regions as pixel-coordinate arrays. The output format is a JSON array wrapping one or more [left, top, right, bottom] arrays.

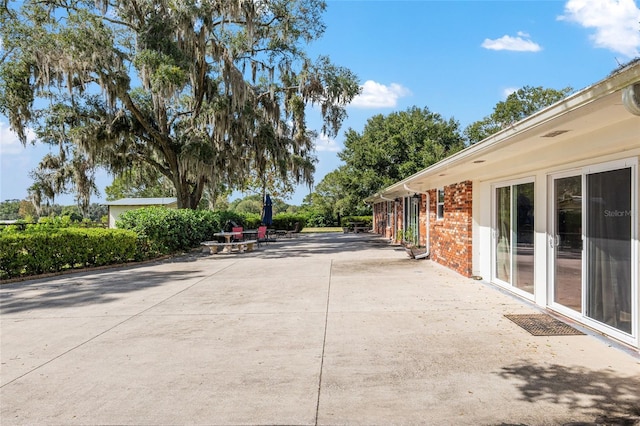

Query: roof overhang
[[106, 197, 178, 206], [367, 61, 640, 204]]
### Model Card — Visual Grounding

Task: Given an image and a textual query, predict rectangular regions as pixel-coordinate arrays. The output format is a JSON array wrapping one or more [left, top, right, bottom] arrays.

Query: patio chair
[[232, 226, 243, 241], [257, 225, 267, 245], [285, 222, 301, 238]]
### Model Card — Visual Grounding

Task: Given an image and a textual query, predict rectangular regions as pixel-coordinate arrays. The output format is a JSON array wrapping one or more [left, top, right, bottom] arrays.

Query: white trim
[[547, 170, 584, 320], [546, 157, 638, 348], [583, 158, 637, 345], [425, 191, 430, 256], [436, 188, 445, 221], [365, 62, 639, 203], [490, 177, 537, 301]]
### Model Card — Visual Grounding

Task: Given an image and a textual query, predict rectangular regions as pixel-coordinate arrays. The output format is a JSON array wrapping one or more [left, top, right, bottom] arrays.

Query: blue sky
[[1, 0, 640, 206]]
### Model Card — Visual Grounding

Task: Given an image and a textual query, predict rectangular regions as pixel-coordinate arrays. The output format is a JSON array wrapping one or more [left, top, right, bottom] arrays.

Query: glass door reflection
[[553, 176, 583, 312], [586, 168, 632, 334], [494, 182, 534, 294]]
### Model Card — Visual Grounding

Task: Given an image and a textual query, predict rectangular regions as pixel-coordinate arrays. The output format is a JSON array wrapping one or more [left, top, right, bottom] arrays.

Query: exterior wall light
[[622, 83, 640, 116]]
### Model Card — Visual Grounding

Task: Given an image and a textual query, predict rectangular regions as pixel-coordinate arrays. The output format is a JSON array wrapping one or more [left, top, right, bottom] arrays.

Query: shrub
[[241, 213, 262, 229], [272, 213, 307, 231], [214, 210, 246, 231], [118, 207, 198, 255], [116, 208, 249, 255], [304, 212, 334, 227], [0, 228, 138, 280], [340, 215, 372, 227]]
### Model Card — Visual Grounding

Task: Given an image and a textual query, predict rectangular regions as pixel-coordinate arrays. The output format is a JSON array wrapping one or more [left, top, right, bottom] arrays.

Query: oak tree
[[464, 86, 573, 144], [310, 106, 465, 217], [0, 0, 360, 208]]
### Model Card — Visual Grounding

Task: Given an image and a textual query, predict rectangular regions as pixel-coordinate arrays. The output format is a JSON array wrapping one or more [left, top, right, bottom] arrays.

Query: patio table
[[213, 231, 242, 244], [242, 230, 258, 241]]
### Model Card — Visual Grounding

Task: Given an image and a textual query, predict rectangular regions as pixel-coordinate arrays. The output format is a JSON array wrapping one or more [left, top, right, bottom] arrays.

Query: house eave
[[369, 61, 640, 202]]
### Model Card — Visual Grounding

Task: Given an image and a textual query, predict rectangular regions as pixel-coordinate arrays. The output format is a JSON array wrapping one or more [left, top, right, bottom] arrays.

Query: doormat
[[504, 314, 585, 336]]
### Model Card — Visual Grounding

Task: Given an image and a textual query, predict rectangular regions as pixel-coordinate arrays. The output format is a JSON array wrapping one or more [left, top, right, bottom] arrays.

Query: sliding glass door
[[495, 186, 511, 283], [494, 181, 535, 295], [550, 162, 635, 337], [551, 175, 583, 312], [586, 168, 633, 334]]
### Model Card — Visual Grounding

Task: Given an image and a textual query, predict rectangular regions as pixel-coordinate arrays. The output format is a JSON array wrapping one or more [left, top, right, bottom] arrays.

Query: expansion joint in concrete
[[314, 259, 332, 425]]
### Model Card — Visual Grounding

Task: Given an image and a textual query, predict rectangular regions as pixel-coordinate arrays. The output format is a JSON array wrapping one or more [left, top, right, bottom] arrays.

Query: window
[[437, 189, 445, 220], [386, 201, 393, 227]]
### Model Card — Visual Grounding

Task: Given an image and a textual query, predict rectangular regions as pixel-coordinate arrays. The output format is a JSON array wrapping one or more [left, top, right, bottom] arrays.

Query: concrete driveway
[[1, 232, 639, 425]]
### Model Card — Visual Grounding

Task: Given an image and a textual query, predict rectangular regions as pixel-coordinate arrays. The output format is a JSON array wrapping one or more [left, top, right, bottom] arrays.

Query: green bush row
[[0, 208, 311, 280], [0, 228, 138, 280], [270, 213, 307, 231], [0, 217, 104, 234], [340, 216, 373, 227], [116, 208, 308, 256], [116, 208, 252, 256]]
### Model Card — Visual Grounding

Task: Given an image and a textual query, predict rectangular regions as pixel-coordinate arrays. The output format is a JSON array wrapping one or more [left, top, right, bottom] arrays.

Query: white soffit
[[375, 64, 640, 198]]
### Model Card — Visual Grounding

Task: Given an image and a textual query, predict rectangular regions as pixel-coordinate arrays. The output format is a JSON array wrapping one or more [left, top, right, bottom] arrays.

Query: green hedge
[[116, 208, 308, 255], [340, 216, 372, 227], [0, 208, 312, 280], [116, 208, 253, 255], [271, 213, 307, 231], [0, 228, 138, 280], [242, 213, 262, 229]]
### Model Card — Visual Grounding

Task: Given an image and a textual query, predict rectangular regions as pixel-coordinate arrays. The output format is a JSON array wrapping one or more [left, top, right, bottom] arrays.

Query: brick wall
[[418, 194, 427, 247], [373, 202, 385, 235], [371, 182, 472, 277], [428, 181, 473, 277], [372, 200, 406, 240]]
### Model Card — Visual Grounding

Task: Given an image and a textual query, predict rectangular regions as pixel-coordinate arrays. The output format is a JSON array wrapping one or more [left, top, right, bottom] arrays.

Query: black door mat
[[504, 314, 585, 336]]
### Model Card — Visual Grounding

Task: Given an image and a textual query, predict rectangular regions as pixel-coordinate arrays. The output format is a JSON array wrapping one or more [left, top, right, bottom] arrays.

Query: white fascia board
[[372, 62, 640, 201]]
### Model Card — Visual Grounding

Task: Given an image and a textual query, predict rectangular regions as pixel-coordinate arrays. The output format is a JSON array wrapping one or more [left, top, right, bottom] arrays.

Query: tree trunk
[[174, 176, 205, 209], [175, 178, 193, 209]]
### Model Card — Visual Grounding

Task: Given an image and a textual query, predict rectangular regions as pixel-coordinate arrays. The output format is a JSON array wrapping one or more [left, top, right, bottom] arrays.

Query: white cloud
[[0, 121, 34, 155], [559, 0, 640, 57], [314, 133, 341, 152], [349, 80, 412, 108], [481, 32, 542, 52]]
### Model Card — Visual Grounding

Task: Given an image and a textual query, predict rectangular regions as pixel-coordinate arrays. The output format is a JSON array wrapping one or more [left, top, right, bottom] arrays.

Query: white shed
[[107, 198, 178, 229]]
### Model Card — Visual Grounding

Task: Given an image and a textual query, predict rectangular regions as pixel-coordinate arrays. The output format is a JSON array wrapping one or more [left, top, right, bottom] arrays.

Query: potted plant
[[399, 227, 427, 259]]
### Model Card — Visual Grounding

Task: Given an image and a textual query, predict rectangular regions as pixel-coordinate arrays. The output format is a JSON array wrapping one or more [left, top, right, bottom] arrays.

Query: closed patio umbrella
[[262, 194, 273, 226]]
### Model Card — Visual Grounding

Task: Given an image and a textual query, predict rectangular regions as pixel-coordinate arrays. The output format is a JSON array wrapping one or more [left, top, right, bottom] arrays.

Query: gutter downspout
[[403, 184, 430, 260]]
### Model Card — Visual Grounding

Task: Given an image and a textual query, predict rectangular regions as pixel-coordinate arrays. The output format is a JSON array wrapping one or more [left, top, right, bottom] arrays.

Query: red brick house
[[367, 61, 640, 350]]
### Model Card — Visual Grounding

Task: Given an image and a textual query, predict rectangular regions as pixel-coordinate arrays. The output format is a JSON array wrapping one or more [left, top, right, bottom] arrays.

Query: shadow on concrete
[[498, 363, 640, 425], [0, 233, 398, 315], [0, 267, 205, 315]]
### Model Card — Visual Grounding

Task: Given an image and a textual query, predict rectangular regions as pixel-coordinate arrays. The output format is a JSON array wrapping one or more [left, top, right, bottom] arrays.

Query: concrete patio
[[1, 232, 639, 425]]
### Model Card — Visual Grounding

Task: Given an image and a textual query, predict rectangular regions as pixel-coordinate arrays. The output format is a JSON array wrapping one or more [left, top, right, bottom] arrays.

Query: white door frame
[[490, 177, 536, 300], [547, 169, 584, 320], [547, 158, 638, 347]]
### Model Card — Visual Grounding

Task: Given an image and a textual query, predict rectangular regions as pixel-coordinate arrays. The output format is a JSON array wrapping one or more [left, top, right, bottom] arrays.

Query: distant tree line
[[302, 85, 573, 225], [0, 199, 108, 223]]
